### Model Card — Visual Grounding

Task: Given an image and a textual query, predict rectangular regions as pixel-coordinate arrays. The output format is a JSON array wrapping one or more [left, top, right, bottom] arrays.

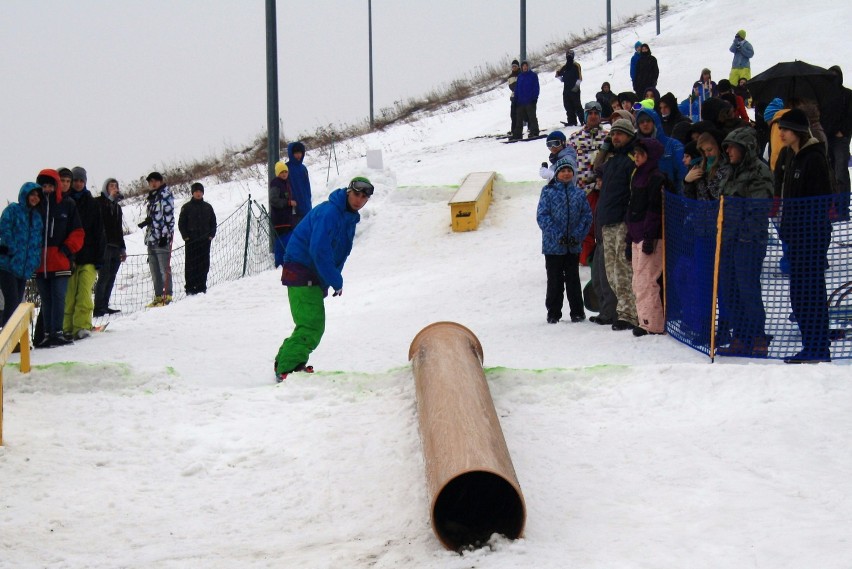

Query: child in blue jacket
[[536, 157, 592, 323]]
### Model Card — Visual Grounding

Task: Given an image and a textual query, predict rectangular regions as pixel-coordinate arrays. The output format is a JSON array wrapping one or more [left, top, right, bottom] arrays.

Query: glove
[[625, 243, 632, 261], [571, 79, 581, 93], [137, 217, 151, 229], [642, 239, 655, 255], [0, 244, 8, 255], [158, 237, 168, 248], [600, 136, 612, 154], [332, 289, 343, 297], [539, 166, 552, 180]]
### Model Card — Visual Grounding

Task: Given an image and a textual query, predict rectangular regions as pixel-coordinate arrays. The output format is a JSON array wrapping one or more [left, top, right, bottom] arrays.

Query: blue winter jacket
[[283, 188, 359, 291], [630, 52, 640, 83], [729, 39, 754, 69], [536, 178, 592, 255], [514, 69, 540, 106], [287, 142, 313, 218], [635, 108, 686, 195], [0, 182, 45, 279]]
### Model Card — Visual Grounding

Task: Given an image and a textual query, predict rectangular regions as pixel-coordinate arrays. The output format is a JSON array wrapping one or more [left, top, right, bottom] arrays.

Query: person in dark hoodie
[[596, 82, 617, 121], [286, 141, 312, 221], [93, 178, 126, 317], [773, 109, 835, 363], [634, 108, 686, 195], [274, 177, 373, 382], [507, 59, 521, 135], [633, 43, 659, 95], [625, 137, 667, 336], [269, 160, 298, 267], [179, 183, 217, 295], [34, 168, 84, 348], [556, 49, 584, 126], [63, 166, 105, 340], [0, 182, 44, 326], [659, 91, 691, 138], [823, 66, 852, 203]]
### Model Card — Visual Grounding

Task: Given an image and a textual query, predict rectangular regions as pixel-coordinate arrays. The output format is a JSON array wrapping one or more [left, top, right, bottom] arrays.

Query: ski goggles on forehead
[[348, 180, 374, 196], [546, 139, 564, 148]]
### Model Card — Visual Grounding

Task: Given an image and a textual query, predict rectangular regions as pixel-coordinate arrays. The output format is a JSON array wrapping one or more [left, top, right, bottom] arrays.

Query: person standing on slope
[[286, 141, 312, 223], [274, 177, 374, 382], [511, 61, 540, 140], [556, 49, 584, 126]]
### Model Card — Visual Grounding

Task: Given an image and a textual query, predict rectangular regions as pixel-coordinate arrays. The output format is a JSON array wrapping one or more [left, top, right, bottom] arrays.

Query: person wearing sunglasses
[[273, 177, 374, 382]]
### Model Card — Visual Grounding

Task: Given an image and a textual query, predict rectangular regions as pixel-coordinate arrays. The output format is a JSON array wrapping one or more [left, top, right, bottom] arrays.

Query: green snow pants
[[275, 285, 326, 374], [63, 263, 97, 335]]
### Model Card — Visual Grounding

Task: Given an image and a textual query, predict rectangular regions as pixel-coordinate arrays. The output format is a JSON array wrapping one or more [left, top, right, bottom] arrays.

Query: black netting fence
[[24, 197, 275, 324], [665, 192, 852, 361]]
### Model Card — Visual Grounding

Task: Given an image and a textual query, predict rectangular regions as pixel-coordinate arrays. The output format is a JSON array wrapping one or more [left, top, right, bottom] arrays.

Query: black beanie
[[777, 108, 811, 134], [146, 171, 164, 182], [191, 182, 205, 193]]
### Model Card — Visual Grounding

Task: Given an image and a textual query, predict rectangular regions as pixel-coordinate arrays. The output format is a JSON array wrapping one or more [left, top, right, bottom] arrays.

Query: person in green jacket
[[716, 127, 773, 358]]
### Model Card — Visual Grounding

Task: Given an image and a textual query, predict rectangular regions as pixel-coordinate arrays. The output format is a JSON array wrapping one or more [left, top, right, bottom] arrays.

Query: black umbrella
[[747, 60, 840, 107]]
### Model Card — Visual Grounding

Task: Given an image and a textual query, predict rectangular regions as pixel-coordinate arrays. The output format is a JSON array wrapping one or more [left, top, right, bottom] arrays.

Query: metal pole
[[656, 0, 661, 35], [265, 0, 279, 254], [265, 0, 280, 180], [519, 0, 526, 62], [243, 195, 252, 277], [369, 0, 374, 127], [606, 0, 612, 62]]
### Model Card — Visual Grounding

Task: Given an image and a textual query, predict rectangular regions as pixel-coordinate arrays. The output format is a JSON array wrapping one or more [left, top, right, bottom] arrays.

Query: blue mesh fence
[[665, 192, 852, 360], [24, 197, 275, 329]]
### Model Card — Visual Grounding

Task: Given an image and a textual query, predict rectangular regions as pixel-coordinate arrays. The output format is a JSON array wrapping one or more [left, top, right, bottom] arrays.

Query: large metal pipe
[[408, 322, 525, 551]]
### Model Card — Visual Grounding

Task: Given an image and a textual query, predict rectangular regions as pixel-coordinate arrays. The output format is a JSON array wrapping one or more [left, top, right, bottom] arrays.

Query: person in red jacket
[[34, 168, 84, 348]]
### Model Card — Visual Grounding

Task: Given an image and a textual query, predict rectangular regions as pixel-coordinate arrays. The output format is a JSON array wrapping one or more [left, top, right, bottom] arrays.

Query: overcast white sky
[[0, 0, 657, 202]]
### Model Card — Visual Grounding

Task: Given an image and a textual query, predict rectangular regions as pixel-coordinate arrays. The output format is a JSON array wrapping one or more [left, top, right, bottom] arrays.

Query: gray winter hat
[[610, 118, 636, 137], [71, 166, 87, 183]]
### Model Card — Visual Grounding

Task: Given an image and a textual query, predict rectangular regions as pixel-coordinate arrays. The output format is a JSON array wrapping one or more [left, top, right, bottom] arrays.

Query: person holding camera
[[138, 171, 174, 307], [536, 156, 592, 324], [729, 30, 754, 85]]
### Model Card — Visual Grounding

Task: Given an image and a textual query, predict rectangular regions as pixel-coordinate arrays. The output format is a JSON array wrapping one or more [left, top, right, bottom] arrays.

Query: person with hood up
[[632, 43, 659, 96], [715, 127, 773, 358], [729, 30, 754, 84], [62, 166, 105, 340], [773, 109, 835, 363], [537, 156, 592, 324], [684, 131, 730, 201], [0, 182, 44, 327], [659, 91, 691, 138], [269, 160, 298, 267], [34, 169, 84, 348], [629, 41, 642, 90], [139, 171, 175, 307], [286, 141, 312, 221], [634, 108, 686, 195], [511, 61, 541, 140], [625, 137, 667, 336], [556, 49, 584, 126], [596, 82, 617, 121], [274, 177, 373, 382], [821, 65, 852, 203], [94, 178, 127, 317]]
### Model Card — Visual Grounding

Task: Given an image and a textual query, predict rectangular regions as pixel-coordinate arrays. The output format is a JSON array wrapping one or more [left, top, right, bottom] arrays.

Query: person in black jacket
[[556, 49, 584, 126], [269, 161, 298, 267], [823, 66, 852, 211], [632, 44, 659, 95], [178, 183, 217, 295], [774, 109, 835, 364], [94, 178, 127, 317], [63, 166, 105, 340]]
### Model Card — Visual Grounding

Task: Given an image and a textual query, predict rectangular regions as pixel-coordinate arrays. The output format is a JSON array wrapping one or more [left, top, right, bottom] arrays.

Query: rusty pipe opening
[[433, 470, 525, 551]]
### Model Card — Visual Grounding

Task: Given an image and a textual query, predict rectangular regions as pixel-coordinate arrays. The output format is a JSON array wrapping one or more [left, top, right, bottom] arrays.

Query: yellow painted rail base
[[0, 302, 35, 446]]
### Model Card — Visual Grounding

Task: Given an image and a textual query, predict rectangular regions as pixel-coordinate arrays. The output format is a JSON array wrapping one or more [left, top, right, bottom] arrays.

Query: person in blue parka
[[273, 177, 373, 381], [634, 107, 686, 195], [511, 61, 541, 140], [286, 141, 312, 221], [0, 182, 44, 326]]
